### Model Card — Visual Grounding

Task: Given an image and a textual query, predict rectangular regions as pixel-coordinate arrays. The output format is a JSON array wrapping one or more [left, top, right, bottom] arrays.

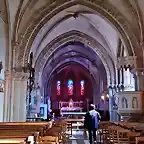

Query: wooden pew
[[98, 121, 144, 144], [0, 121, 68, 144], [0, 122, 52, 143]]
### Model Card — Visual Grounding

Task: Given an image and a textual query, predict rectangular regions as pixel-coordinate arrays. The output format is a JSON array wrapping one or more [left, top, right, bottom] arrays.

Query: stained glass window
[[80, 80, 85, 95], [68, 79, 73, 95], [57, 81, 61, 95]]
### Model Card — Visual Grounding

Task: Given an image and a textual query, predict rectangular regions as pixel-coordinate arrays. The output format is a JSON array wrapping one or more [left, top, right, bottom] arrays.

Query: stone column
[[136, 70, 144, 91], [3, 71, 11, 122], [108, 87, 113, 120], [117, 69, 120, 85], [4, 72, 28, 122], [120, 67, 124, 91], [117, 69, 121, 91]]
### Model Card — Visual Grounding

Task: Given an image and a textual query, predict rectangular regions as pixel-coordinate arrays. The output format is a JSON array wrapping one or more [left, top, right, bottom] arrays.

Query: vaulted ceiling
[[0, 0, 144, 83]]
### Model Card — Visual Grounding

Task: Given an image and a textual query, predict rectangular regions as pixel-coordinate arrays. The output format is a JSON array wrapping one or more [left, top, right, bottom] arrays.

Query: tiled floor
[[68, 130, 101, 144]]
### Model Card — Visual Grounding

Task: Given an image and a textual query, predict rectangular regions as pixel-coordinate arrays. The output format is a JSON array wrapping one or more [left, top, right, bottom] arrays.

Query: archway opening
[[40, 41, 109, 119], [50, 64, 93, 110]]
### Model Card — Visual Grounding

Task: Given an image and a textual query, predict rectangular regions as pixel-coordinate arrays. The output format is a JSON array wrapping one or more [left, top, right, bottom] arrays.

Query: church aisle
[[68, 140, 89, 144], [68, 130, 88, 144], [67, 130, 101, 144]]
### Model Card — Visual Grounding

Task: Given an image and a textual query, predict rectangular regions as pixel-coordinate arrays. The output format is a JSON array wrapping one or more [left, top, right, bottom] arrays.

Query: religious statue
[[0, 61, 3, 73], [122, 97, 128, 108], [69, 99, 73, 108], [132, 97, 138, 108]]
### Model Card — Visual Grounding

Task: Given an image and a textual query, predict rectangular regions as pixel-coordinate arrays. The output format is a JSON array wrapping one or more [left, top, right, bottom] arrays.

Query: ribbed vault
[[13, 0, 142, 69], [40, 41, 107, 97], [35, 31, 116, 89]]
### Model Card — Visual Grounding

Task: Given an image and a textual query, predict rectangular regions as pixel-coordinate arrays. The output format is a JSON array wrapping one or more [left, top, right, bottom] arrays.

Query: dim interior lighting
[[41, 96, 43, 99], [101, 95, 105, 100], [101, 92, 109, 101], [106, 94, 109, 98]]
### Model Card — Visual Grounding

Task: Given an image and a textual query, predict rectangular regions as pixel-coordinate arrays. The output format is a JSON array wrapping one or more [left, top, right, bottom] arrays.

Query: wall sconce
[[101, 91, 109, 102]]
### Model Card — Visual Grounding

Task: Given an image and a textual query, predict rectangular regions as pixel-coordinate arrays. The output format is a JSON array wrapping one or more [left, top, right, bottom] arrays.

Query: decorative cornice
[[117, 56, 137, 69], [14, 0, 139, 68], [5, 70, 29, 81]]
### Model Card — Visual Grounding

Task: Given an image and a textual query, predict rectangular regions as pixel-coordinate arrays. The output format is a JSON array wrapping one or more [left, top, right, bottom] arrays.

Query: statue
[[122, 97, 128, 108], [132, 97, 138, 108], [0, 61, 3, 73], [69, 99, 73, 108]]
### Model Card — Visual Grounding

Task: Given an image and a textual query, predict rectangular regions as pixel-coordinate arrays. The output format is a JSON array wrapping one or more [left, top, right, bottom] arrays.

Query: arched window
[[57, 81, 61, 95], [68, 79, 73, 95], [80, 80, 85, 95]]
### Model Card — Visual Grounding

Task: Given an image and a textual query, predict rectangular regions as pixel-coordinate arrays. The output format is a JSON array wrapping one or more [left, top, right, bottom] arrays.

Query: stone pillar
[[3, 71, 11, 122], [4, 71, 28, 122], [136, 70, 144, 91], [108, 87, 113, 120], [11, 72, 28, 122], [117, 69, 120, 85], [0, 79, 4, 121], [117, 69, 121, 91]]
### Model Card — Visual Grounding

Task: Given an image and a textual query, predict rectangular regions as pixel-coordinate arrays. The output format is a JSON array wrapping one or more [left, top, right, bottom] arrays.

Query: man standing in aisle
[[84, 104, 101, 144]]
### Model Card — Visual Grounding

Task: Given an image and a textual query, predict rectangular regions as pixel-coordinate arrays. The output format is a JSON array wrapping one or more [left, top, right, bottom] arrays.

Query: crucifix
[[27, 52, 35, 118]]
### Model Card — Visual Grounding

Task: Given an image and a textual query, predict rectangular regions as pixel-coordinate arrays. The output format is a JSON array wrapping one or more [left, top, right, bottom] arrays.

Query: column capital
[[135, 68, 144, 76], [5, 70, 29, 81], [12, 72, 29, 81], [117, 56, 137, 69]]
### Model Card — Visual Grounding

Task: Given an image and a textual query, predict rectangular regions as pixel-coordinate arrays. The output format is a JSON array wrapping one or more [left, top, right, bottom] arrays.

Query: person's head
[[89, 104, 95, 111]]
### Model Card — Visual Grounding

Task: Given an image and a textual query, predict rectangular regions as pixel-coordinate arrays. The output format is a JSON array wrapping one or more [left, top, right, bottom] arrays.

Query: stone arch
[[14, 0, 140, 68], [44, 62, 99, 105], [43, 60, 100, 97], [35, 30, 115, 87]]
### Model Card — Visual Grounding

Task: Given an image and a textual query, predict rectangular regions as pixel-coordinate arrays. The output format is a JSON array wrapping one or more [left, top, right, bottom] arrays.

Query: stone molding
[[116, 91, 144, 112], [35, 30, 115, 85], [14, 0, 139, 67], [5, 70, 29, 81], [117, 56, 137, 69], [135, 68, 144, 76], [42, 59, 99, 95]]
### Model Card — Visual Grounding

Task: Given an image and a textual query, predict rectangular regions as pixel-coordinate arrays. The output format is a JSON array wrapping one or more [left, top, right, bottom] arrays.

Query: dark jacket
[[84, 110, 101, 130]]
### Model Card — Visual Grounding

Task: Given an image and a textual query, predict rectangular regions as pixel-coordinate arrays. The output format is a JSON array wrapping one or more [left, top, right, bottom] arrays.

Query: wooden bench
[[0, 122, 52, 143], [0, 121, 68, 144]]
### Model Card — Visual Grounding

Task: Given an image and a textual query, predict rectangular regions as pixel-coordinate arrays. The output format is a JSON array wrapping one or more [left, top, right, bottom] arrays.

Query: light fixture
[[101, 91, 109, 102], [101, 95, 105, 101]]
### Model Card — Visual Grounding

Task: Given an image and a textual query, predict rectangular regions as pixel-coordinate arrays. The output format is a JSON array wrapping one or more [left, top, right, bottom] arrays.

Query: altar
[[59, 99, 85, 117]]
